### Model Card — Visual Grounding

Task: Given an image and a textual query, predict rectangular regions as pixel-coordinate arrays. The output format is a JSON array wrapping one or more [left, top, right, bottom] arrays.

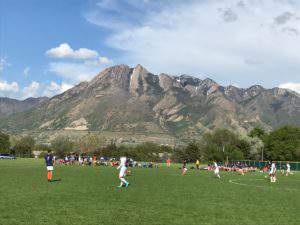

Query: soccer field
[[0, 159, 299, 225]]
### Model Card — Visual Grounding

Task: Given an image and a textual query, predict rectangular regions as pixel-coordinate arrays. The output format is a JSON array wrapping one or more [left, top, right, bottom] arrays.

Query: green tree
[[264, 126, 300, 161], [14, 136, 35, 157], [133, 142, 161, 161], [242, 136, 264, 160], [177, 142, 202, 162], [249, 127, 265, 139], [200, 129, 245, 161], [0, 131, 10, 153], [51, 136, 74, 158]]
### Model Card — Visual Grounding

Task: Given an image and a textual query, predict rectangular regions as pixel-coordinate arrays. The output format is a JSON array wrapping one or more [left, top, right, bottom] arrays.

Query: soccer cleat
[[125, 182, 130, 188]]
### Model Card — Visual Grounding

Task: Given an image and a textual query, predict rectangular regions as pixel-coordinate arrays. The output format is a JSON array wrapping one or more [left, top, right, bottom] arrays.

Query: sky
[[0, 0, 300, 99]]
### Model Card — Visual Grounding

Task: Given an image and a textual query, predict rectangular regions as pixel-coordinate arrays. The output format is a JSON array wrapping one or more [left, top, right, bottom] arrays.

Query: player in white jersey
[[286, 163, 291, 176], [213, 161, 220, 179], [117, 157, 129, 188], [269, 162, 277, 182]]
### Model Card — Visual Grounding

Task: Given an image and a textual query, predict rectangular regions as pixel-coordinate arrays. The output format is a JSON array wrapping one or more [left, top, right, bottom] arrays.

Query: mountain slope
[[0, 64, 299, 142]]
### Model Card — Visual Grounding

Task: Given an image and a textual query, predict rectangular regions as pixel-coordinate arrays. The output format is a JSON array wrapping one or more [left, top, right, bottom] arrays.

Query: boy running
[[45, 150, 54, 182], [117, 157, 129, 188]]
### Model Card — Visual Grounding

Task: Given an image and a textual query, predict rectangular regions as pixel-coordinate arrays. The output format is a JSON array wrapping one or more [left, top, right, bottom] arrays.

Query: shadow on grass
[[50, 178, 62, 183]]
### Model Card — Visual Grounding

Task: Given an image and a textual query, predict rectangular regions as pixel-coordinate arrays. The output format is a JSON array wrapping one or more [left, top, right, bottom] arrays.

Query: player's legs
[[47, 171, 53, 181], [270, 174, 276, 182], [47, 171, 50, 181], [214, 170, 220, 178], [182, 167, 187, 175], [46, 166, 54, 181], [118, 167, 129, 187]]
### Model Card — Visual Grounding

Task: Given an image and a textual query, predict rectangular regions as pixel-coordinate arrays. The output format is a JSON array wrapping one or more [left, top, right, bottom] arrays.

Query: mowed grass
[[0, 159, 299, 225]]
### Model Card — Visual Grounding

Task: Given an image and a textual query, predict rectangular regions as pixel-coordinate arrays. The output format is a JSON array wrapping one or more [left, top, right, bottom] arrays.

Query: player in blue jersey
[[45, 150, 54, 182]]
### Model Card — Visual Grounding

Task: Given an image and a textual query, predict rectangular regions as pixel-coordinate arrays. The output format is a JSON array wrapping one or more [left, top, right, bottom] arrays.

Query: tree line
[[0, 125, 299, 162]]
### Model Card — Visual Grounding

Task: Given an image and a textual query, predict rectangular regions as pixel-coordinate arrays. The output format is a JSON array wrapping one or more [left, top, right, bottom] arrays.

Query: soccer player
[[213, 161, 220, 179], [117, 156, 129, 188], [195, 160, 200, 170], [286, 162, 291, 176], [166, 158, 171, 168], [269, 162, 277, 183], [182, 159, 188, 175], [45, 150, 54, 182]]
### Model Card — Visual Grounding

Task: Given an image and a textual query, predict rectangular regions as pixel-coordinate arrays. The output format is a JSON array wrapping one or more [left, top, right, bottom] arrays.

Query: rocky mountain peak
[[91, 64, 131, 82], [202, 78, 217, 86], [88, 64, 132, 90], [175, 75, 201, 87], [129, 64, 160, 97], [244, 85, 265, 98], [158, 73, 174, 91]]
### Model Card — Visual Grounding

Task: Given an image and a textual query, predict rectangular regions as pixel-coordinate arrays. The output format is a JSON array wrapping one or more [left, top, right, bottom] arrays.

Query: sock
[[47, 171, 50, 181], [120, 177, 128, 185], [49, 171, 53, 180]]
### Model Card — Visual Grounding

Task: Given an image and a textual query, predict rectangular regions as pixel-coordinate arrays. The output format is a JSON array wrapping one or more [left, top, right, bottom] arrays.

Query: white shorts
[[214, 169, 219, 174], [287, 169, 290, 173], [47, 166, 54, 171], [119, 166, 127, 178]]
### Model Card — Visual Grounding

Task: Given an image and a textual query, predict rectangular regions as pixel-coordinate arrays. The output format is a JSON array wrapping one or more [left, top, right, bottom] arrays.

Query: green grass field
[[0, 159, 299, 225]]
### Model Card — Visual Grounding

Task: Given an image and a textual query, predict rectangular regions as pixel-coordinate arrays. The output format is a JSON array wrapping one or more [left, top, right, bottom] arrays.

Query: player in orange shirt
[[166, 158, 171, 167]]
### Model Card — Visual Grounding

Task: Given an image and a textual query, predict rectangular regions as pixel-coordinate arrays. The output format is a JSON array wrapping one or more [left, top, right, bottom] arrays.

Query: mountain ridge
[[0, 64, 299, 143]]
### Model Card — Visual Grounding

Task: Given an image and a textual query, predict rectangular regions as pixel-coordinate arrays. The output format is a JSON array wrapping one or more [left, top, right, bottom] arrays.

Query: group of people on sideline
[[44, 150, 294, 184]]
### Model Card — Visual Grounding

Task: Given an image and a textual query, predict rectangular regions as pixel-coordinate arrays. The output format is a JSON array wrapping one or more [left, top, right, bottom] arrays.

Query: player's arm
[[117, 163, 122, 170]]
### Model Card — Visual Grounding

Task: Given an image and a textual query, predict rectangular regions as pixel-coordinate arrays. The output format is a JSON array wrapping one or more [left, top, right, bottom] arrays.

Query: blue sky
[[1, 0, 300, 99]]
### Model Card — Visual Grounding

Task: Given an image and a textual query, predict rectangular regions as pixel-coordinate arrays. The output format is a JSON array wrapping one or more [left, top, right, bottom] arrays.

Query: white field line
[[229, 178, 299, 191]]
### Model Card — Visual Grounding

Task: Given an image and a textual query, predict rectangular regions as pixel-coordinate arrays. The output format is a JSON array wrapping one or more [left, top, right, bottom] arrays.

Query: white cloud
[[0, 58, 9, 72], [0, 80, 19, 98], [22, 81, 40, 99], [0, 79, 73, 99], [84, 56, 113, 67], [0, 80, 19, 92], [23, 67, 30, 76], [46, 43, 98, 60], [46, 43, 113, 83], [86, 0, 300, 88], [48, 62, 102, 83], [42, 81, 73, 97], [279, 82, 300, 93]]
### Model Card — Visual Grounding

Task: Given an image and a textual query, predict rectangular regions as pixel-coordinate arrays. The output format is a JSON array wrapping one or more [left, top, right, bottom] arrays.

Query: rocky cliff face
[[0, 64, 299, 140]]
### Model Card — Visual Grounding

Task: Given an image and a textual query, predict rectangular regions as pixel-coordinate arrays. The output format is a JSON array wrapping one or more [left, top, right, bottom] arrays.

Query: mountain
[[0, 64, 299, 143], [0, 97, 49, 116]]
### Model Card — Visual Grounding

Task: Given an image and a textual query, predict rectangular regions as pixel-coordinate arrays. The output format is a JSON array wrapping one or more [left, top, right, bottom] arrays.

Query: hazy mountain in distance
[[0, 97, 49, 116]]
